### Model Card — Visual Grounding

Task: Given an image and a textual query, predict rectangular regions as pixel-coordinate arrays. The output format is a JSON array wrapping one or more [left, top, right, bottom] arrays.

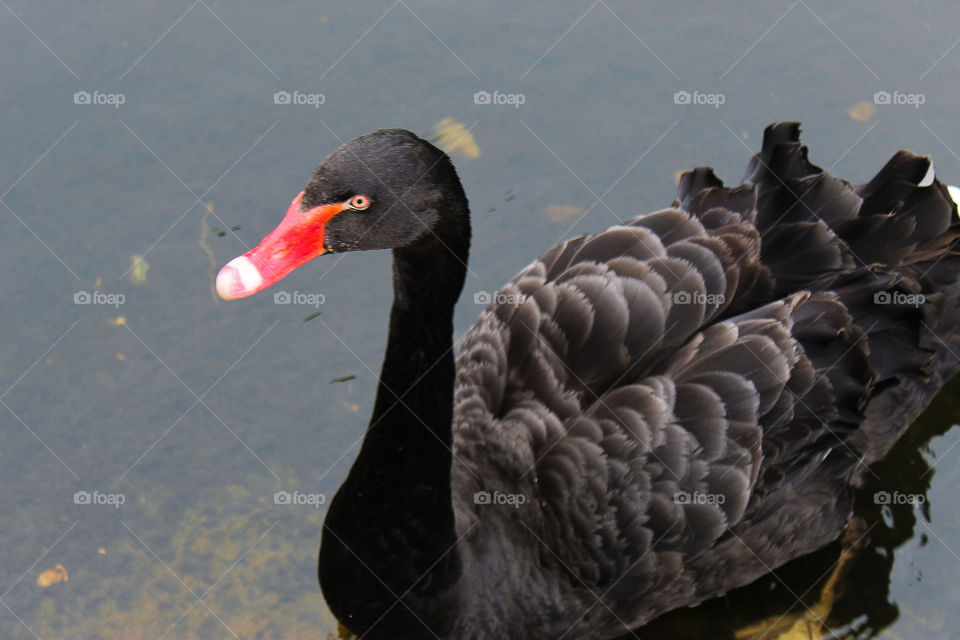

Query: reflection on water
[[10, 383, 959, 638]]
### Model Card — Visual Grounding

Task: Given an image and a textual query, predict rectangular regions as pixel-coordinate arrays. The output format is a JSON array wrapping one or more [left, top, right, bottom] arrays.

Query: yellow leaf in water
[[430, 117, 480, 158], [129, 254, 149, 284], [108, 316, 127, 326], [848, 101, 876, 122], [97, 547, 107, 555], [36, 564, 68, 588], [546, 205, 582, 222], [116, 353, 125, 361]]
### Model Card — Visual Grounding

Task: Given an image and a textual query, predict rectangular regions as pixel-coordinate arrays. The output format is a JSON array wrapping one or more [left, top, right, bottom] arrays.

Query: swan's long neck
[[320, 213, 470, 634]]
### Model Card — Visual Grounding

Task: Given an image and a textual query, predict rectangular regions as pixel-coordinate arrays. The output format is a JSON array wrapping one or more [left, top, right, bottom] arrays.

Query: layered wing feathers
[[452, 122, 960, 633]]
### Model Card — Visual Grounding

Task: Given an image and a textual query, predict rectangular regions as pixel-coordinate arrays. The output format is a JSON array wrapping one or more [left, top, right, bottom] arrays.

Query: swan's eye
[[348, 195, 371, 210]]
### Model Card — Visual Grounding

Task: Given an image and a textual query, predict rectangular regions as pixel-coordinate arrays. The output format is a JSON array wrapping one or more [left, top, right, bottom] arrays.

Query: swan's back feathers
[[451, 123, 960, 636]]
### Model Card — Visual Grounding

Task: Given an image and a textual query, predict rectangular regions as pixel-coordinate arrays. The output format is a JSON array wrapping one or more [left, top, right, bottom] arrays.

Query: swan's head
[[216, 128, 466, 300]]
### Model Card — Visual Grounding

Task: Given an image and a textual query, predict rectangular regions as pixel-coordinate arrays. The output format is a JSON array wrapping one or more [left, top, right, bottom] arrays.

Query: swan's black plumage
[[298, 124, 960, 639]]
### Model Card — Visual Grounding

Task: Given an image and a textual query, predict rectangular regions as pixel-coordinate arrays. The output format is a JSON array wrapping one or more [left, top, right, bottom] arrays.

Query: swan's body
[[217, 123, 960, 639]]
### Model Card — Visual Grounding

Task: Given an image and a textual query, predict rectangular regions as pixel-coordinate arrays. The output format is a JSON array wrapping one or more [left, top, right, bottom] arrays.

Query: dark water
[[2, 2, 959, 638]]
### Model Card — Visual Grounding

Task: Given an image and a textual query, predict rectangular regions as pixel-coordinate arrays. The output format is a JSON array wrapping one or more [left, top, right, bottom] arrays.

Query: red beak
[[216, 191, 348, 300]]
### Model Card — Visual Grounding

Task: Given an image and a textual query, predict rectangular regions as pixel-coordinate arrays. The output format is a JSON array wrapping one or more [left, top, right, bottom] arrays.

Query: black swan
[[216, 123, 960, 639]]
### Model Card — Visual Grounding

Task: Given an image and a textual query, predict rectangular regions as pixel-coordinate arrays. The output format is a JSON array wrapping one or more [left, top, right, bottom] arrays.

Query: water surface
[[2, 2, 959, 638]]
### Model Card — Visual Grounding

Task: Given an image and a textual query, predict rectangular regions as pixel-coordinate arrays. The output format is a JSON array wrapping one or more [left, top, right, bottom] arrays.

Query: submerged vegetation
[[20, 473, 340, 639]]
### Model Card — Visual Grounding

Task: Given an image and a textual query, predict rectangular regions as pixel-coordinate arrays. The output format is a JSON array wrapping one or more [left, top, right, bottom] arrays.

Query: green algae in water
[[24, 473, 342, 640]]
